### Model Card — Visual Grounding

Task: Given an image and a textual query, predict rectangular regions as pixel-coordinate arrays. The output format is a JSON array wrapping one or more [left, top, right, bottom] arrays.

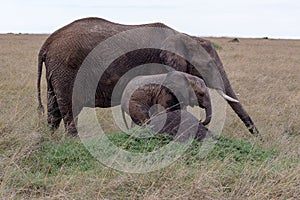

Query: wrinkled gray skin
[[121, 71, 212, 128], [149, 109, 215, 142], [37, 17, 259, 136]]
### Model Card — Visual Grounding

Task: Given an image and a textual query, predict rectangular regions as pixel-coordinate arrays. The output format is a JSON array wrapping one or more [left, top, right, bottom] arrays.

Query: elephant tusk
[[217, 90, 239, 103]]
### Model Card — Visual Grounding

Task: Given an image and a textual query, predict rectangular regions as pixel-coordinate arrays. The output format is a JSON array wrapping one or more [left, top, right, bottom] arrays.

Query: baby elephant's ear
[[164, 71, 190, 104]]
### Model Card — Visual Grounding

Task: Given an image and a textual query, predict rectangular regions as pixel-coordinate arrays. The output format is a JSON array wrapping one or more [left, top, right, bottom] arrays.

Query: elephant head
[[160, 33, 225, 92], [160, 33, 260, 137], [164, 71, 212, 125]]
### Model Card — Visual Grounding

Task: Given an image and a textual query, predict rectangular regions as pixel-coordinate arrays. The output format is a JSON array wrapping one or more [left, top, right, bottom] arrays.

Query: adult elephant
[[37, 17, 259, 137]]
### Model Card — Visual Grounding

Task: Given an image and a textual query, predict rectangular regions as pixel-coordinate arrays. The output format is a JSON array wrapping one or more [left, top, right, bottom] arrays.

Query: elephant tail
[[37, 49, 46, 116]]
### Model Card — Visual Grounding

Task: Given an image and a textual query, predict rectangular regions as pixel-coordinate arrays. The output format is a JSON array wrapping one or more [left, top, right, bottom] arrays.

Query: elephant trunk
[[225, 83, 261, 137], [216, 62, 262, 139], [202, 104, 212, 126]]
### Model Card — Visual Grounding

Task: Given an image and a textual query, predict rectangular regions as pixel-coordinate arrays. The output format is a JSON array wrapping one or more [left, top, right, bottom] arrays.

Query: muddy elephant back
[[149, 110, 211, 142]]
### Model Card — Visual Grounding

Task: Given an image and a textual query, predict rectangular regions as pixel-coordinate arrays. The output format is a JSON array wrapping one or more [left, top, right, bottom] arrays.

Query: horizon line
[[1, 32, 299, 40]]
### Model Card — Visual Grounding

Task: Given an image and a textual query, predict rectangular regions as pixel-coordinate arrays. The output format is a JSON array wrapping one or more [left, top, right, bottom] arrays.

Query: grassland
[[0, 34, 299, 199]]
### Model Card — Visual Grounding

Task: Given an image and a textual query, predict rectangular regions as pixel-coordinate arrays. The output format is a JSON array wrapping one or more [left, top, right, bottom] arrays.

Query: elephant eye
[[197, 90, 205, 97]]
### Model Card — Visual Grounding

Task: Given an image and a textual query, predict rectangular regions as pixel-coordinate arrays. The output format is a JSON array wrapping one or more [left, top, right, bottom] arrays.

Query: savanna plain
[[0, 34, 299, 199]]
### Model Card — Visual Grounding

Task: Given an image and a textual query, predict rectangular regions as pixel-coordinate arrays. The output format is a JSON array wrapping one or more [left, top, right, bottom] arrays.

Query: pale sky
[[1, 0, 299, 39]]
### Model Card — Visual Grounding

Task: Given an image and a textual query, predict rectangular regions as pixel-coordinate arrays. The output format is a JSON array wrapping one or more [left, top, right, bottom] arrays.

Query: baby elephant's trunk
[[202, 105, 212, 126]]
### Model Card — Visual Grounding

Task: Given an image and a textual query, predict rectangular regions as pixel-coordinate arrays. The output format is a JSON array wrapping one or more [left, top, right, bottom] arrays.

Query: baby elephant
[[121, 71, 212, 128], [149, 109, 214, 142]]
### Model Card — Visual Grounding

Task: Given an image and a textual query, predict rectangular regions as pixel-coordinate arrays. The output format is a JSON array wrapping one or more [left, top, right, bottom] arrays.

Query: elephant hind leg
[[62, 111, 78, 136], [58, 104, 82, 136], [47, 89, 62, 131]]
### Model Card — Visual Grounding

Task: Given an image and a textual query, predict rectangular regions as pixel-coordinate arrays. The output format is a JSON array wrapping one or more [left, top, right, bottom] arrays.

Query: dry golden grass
[[0, 34, 299, 199], [211, 38, 300, 140]]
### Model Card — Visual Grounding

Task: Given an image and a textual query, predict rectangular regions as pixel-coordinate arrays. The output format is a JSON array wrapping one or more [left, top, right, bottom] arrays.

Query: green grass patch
[[23, 132, 276, 178], [108, 131, 173, 153], [24, 139, 98, 176], [109, 132, 276, 164]]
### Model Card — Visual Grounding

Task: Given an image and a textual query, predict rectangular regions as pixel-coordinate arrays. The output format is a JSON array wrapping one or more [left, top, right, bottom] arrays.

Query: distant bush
[[211, 42, 223, 51]]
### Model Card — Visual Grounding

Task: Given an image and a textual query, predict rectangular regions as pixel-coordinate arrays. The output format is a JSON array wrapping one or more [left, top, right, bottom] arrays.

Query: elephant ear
[[159, 34, 194, 72], [160, 33, 225, 92], [164, 71, 191, 105]]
